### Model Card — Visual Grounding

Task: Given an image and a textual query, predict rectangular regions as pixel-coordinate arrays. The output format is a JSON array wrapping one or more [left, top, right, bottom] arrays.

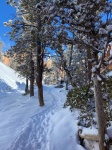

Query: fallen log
[[79, 133, 99, 141], [78, 129, 99, 142], [78, 129, 111, 150]]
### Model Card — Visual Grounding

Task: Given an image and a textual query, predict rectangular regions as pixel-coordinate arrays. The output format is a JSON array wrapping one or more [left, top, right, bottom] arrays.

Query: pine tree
[[51, 1, 112, 149], [5, 0, 54, 106]]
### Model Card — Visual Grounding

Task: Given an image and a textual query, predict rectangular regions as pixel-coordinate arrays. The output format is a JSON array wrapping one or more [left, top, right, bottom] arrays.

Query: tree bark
[[65, 75, 69, 90], [25, 77, 29, 94], [30, 78, 34, 96], [30, 60, 34, 97], [94, 74, 107, 150], [37, 81, 44, 106], [36, 78, 44, 106], [92, 51, 108, 150], [65, 79, 68, 90], [36, 36, 44, 106]]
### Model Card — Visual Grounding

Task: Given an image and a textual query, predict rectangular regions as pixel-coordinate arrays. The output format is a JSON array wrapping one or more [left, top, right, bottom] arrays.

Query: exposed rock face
[[2, 56, 10, 66]]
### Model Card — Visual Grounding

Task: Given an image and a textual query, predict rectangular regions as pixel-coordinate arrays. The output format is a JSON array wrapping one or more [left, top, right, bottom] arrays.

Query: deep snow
[[0, 62, 85, 150]]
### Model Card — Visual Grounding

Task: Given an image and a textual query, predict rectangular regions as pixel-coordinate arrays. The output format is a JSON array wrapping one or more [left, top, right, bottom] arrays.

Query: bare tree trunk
[[30, 78, 34, 96], [25, 77, 29, 94], [36, 36, 44, 106], [94, 73, 107, 150], [30, 60, 34, 97], [36, 78, 44, 106], [56, 70, 59, 84], [65, 75, 69, 90], [65, 79, 68, 90], [37, 81, 44, 106]]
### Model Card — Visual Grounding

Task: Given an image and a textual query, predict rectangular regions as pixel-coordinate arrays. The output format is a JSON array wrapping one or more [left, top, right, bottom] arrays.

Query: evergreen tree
[[5, 0, 54, 105], [51, 1, 112, 149]]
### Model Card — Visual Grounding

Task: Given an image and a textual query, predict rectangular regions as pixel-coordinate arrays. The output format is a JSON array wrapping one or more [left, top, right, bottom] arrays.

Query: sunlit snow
[[0, 62, 84, 150]]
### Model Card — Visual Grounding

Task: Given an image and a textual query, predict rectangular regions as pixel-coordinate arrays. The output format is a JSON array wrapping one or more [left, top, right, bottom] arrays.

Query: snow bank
[[0, 62, 25, 90]]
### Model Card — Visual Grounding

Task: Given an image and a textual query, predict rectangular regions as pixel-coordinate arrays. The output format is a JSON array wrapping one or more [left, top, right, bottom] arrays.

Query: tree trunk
[[25, 78, 29, 94], [30, 78, 34, 96], [36, 62, 44, 106], [94, 74, 107, 150], [30, 60, 34, 97], [87, 49, 92, 83], [37, 81, 44, 106], [36, 34, 44, 106], [36, 76, 44, 106], [65, 79, 68, 90], [65, 76, 69, 90], [93, 51, 108, 150]]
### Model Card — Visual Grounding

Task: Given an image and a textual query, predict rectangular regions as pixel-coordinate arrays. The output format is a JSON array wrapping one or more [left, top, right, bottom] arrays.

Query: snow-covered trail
[[6, 87, 56, 150], [0, 62, 84, 150], [0, 87, 39, 150], [7, 87, 66, 150], [7, 86, 84, 150]]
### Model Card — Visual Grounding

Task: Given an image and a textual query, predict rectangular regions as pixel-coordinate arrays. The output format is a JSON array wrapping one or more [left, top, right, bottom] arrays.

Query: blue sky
[[0, 1, 16, 52]]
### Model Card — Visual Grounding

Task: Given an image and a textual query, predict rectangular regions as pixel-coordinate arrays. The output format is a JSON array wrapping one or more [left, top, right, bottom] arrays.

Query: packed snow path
[[0, 62, 84, 150]]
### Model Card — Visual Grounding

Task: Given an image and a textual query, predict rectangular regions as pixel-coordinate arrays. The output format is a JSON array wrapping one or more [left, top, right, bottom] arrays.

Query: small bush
[[64, 77, 112, 128], [64, 84, 95, 127]]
